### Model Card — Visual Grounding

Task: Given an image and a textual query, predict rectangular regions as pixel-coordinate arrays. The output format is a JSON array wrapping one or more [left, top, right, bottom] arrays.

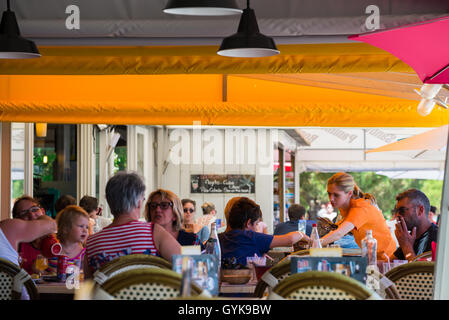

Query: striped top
[[48, 247, 86, 272], [85, 220, 159, 271]]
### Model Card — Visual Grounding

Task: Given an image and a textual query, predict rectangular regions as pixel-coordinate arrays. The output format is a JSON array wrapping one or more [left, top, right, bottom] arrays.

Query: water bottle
[[361, 230, 377, 266], [205, 222, 221, 274], [310, 223, 322, 248]]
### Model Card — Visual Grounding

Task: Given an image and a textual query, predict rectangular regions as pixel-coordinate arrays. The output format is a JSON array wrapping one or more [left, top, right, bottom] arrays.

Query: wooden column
[[1, 122, 11, 220]]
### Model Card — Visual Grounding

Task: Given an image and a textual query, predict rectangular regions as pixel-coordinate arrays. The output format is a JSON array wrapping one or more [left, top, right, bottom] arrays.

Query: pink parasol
[[349, 16, 449, 84]]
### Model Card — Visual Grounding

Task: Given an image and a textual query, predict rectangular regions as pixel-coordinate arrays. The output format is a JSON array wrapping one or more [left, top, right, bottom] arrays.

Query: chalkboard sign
[[191, 174, 255, 194]]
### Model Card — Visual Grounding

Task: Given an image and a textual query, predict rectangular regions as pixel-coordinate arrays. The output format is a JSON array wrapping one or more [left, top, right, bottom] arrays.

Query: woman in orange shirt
[[321, 172, 396, 260]]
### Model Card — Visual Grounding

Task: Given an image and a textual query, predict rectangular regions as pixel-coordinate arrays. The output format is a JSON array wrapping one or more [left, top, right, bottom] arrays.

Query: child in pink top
[[48, 205, 89, 271]]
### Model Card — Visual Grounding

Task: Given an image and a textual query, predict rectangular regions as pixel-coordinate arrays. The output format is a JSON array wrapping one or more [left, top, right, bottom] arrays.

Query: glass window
[[34, 124, 77, 218], [11, 123, 25, 204]]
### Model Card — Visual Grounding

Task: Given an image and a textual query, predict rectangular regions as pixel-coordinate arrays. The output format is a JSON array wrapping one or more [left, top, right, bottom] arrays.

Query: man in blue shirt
[[219, 198, 310, 265], [273, 204, 314, 236]]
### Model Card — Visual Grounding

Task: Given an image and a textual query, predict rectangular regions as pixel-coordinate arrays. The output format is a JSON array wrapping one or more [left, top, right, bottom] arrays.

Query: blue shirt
[[273, 220, 315, 237], [218, 229, 274, 266]]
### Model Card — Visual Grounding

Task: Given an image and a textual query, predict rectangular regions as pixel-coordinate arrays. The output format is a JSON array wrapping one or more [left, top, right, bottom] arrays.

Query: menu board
[[190, 174, 255, 194]]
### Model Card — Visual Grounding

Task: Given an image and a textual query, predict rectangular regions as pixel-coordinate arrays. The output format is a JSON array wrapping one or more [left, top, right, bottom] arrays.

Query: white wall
[[161, 127, 275, 233]]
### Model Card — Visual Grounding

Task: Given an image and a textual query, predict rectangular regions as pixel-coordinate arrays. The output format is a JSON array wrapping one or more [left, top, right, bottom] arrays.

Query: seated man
[[391, 189, 439, 262], [274, 204, 313, 236], [219, 197, 310, 266]]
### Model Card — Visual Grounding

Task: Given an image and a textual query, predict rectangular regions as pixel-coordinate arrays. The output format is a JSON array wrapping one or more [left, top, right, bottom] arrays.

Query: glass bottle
[[205, 222, 221, 274], [361, 230, 377, 266], [310, 223, 322, 248]]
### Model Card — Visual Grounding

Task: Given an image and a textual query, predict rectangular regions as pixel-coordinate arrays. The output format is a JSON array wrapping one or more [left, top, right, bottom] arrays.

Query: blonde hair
[[327, 172, 377, 206], [56, 205, 89, 242], [224, 197, 242, 232], [145, 189, 183, 231]]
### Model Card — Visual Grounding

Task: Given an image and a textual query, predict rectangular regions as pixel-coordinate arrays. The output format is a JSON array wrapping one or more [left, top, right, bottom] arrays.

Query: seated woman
[[12, 195, 59, 275], [321, 172, 396, 259], [1, 211, 56, 299], [146, 189, 201, 247], [219, 197, 310, 266], [181, 199, 209, 244], [84, 172, 181, 277]]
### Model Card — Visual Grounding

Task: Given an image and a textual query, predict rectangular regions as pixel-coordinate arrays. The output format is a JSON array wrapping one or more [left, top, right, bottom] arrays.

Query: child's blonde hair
[[327, 172, 377, 206], [56, 205, 89, 242]]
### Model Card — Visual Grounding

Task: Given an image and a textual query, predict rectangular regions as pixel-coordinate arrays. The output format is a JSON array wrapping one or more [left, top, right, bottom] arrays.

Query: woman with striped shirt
[[84, 172, 181, 278]]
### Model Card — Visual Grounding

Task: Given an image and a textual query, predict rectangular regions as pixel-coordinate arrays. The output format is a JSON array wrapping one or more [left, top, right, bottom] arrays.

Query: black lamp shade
[[164, 0, 242, 16], [0, 10, 40, 59], [217, 7, 279, 58]]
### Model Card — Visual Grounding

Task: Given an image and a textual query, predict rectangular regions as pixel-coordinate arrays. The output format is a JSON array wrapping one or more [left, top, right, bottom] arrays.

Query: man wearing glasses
[[391, 189, 439, 261]]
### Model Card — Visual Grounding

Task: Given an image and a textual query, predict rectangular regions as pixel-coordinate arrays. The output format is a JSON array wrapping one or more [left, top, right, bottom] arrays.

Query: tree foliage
[[300, 172, 443, 219]]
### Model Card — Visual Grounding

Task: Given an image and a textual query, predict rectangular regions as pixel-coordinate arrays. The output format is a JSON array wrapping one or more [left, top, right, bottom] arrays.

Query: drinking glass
[[34, 254, 48, 278], [298, 220, 307, 234]]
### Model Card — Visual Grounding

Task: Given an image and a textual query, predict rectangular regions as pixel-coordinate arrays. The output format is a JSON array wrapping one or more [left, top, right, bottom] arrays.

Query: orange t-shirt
[[341, 198, 396, 260]]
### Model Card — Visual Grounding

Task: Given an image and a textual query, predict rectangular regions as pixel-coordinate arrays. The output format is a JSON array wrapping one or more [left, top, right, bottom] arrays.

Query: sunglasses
[[183, 208, 195, 213], [148, 202, 173, 210], [393, 206, 413, 216]]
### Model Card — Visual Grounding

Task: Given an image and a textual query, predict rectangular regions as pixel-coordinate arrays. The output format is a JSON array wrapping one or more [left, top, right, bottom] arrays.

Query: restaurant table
[[35, 281, 75, 300]]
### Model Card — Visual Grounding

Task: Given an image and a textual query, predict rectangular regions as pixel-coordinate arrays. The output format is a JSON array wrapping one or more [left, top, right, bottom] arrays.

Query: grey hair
[[396, 189, 430, 217], [106, 171, 146, 217]]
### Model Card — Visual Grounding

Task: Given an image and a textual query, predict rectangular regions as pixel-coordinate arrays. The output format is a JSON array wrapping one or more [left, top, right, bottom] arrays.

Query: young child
[[48, 205, 89, 272]]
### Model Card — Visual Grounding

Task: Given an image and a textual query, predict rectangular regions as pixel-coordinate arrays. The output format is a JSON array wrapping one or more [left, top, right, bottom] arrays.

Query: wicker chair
[[91, 268, 205, 300], [254, 249, 313, 298], [0, 257, 38, 300], [384, 261, 434, 300], [92, 254, 172, 285], [268, 271, 381, 300], [412, 251, 433, 262]]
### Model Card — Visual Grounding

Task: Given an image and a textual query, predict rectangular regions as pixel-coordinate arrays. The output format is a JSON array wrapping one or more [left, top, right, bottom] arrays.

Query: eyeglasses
[[183, 208, 195, 213], [18, 206, 41, 218], [148, 202, 173, 210]]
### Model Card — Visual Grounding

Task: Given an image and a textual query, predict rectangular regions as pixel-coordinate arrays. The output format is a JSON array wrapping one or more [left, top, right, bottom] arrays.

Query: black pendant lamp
[[164, 0, 242, 16], [0, 0, 40, 59], [217, 0, 279, 58]]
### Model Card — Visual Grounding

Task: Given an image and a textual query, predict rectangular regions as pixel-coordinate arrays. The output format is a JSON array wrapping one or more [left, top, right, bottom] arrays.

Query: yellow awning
[[0, 44, 412, 75], [1, 43, 445, 127], [1, 74, 446, 127]]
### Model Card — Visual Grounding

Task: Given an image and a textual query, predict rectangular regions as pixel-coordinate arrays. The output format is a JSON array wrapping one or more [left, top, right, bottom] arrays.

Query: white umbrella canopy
[[366, 124, 449, 154], [367, 125, 448, 179], [376, 169, 444, 180]]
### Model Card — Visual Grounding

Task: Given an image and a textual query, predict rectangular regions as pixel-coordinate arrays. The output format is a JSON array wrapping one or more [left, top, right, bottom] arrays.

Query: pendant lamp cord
[[247, 0, 250, 9], [7, 0, 10, 11]]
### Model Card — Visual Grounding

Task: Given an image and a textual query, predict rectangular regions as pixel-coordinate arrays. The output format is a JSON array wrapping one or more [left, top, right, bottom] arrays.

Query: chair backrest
[[269, 271, 379, 300], [0, 258, 38, 300], [384, 261, 434, 300], [94, 268, 204, 300], [412, 251, 433, 262], [254, 259, 291, 298], [254, 249, 314, 297], [93, 254, 172, 285]]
